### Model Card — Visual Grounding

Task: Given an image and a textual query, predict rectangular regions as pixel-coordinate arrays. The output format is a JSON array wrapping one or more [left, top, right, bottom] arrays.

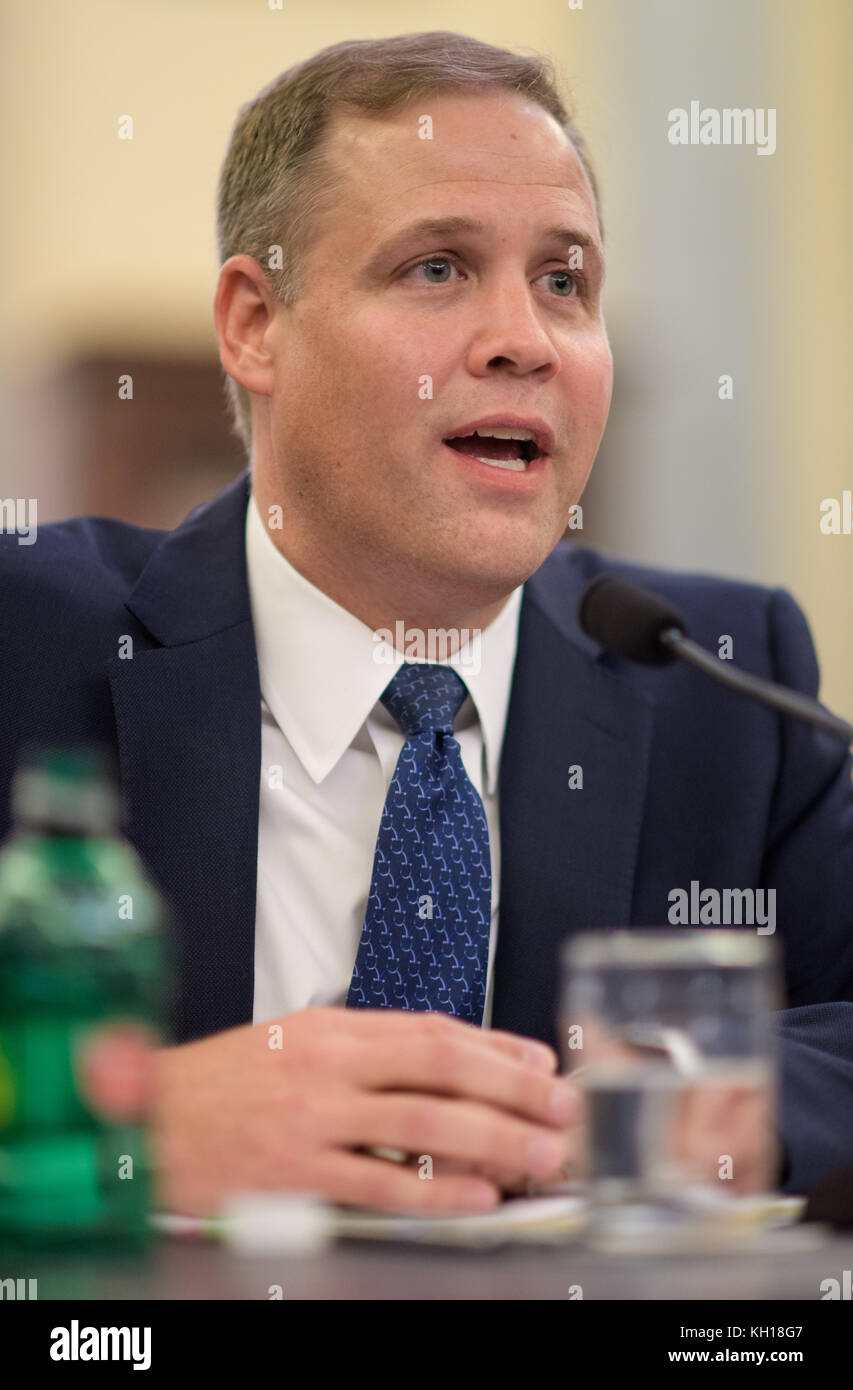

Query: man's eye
[[406, 258, 459, 284], [541, 269, 581, 298]]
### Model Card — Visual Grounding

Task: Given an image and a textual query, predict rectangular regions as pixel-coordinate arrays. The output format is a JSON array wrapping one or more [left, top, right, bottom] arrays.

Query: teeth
[[477, 456, 528, 471], [473, 426, 536, 442]]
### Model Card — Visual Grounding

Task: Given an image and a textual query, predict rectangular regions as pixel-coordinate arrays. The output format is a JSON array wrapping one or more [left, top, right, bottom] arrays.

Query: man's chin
[[464, 515, 568, 580], [426, 532, 560, 604]]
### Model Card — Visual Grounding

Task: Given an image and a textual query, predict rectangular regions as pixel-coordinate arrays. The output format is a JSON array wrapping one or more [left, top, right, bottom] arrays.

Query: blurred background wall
[[1, 0, 851, 715]]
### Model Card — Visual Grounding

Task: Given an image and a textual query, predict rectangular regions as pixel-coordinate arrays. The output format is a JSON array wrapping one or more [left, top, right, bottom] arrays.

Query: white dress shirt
[[244, 490, 523, 1028]]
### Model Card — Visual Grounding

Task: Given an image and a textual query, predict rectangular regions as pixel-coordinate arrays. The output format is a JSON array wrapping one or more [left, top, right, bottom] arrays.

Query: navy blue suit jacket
[[2, 467, 853, 1196]]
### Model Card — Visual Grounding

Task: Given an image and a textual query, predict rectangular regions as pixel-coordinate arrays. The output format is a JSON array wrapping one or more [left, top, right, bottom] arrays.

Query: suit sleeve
[[762, 587, 853, 1194]]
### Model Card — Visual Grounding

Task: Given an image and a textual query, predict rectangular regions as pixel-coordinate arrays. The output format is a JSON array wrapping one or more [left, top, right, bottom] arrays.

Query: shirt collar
[[245, 489, 522, 792]]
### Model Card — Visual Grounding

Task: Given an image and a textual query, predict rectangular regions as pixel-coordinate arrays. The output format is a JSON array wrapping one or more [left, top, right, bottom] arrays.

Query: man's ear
[[214, 254, 280, 400]]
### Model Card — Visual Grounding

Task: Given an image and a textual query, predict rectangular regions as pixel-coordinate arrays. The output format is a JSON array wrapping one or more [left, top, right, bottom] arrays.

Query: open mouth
[[443, 427, 543, 473]]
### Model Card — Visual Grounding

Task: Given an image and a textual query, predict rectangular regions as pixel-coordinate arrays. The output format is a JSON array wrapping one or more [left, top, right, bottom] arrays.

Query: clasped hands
[[148, 1007, 777, 1216]]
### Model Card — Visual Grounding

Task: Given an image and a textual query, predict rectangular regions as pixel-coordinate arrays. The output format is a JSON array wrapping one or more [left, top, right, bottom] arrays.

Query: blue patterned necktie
[[346, 662, 492, 1024]]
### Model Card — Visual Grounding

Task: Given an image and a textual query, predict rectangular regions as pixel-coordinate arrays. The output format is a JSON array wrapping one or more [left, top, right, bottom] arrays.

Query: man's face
[[260, 89, 613, 607]]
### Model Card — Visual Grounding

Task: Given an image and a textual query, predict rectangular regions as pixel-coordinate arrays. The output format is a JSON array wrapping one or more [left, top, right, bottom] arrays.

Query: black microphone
[[578, 573, 853, 745]]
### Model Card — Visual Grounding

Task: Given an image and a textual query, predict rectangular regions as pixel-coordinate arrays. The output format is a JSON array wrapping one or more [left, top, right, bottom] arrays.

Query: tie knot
[[381, 663, 468, 736]]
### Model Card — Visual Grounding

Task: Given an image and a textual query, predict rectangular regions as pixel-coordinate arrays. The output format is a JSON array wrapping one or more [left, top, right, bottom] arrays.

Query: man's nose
[[464, 280, 562, 379]]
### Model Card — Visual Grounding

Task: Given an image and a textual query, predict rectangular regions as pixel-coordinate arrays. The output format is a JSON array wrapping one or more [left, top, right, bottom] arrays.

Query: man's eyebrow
[[363, 216, 603, 269]]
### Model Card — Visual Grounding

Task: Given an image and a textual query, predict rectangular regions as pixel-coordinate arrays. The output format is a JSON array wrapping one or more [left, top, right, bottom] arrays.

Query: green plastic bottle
[[0, 745, 169, 1249]]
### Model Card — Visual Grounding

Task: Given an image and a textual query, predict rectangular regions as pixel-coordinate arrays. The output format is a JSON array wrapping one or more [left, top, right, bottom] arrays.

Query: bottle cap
[[11, 744, 121, 835]]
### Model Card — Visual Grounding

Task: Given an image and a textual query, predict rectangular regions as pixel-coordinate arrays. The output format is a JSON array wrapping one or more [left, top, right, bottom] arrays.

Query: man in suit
[[3, 32, 853, 1216]]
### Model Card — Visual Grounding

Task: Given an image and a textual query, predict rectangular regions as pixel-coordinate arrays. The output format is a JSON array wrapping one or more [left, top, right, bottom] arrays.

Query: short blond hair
[[216, 31, 600, 456]]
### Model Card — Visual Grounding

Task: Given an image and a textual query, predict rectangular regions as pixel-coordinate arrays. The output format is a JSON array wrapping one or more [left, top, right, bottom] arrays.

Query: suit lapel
[[492, 549, 656, 1051], [107, 470, 260, 1043]]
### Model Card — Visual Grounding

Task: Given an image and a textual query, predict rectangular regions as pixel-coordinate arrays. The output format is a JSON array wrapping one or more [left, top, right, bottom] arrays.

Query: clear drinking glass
[[559, 929, 782, 1251]]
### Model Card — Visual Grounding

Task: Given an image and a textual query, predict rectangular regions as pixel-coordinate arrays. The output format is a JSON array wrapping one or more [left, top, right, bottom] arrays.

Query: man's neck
[[292, 552, 511, 654]]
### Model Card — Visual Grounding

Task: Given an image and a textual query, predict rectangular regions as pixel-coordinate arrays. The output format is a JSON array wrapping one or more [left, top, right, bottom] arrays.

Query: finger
[[478, 1026, 559, 1071], [481, 1120, 587, 1189], [311, 1150, 501, 1216], [475, 1165, 533, 1193], [346, 1031, 579, 1130], [425, 1141, 584, 1192], [319, 1007, 559, 1072], [341, 1093, 573, 1180], [416, 1155, 530, 1192]]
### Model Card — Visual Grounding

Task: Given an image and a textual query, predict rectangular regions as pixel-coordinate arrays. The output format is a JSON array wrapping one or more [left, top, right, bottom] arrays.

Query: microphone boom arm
[[660, 627, 853, 746]]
